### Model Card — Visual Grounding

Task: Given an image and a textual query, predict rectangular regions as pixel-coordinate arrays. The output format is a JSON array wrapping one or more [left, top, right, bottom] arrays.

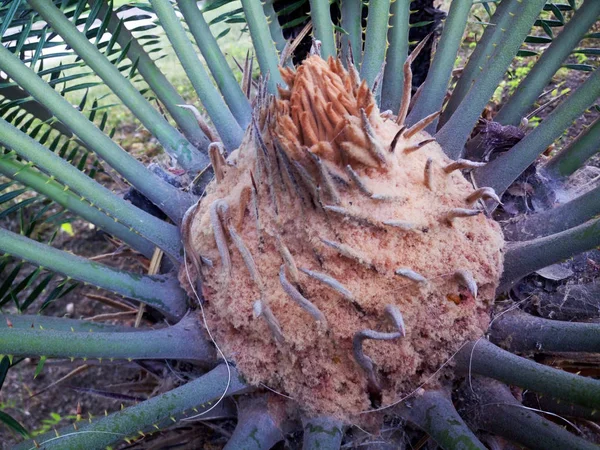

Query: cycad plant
[[0, 0, 599, 448]]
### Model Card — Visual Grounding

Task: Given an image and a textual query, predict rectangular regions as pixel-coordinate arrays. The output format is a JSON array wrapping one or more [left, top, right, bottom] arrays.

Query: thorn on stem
[[293, 160, 321, 206], [306, 150, 341, 204], [347, 47, 360, 89], [242, 50, 253, 98], [346, 164, 373, 196], [227, 223, 265, 293], [323, 204, 381, 228], [252, 118, 278, 214], [371, 61, 386, 94], [275, 235, 300, 284], [389, 126, 406, 153], [384, 305, 406, 337], [345, 165, 402, 202], [382, 220, 415, 231], [177, 104, 219, 143]]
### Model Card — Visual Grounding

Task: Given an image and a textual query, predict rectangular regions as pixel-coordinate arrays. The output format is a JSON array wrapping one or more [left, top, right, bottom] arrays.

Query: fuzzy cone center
[[181, 56, 504, 423]]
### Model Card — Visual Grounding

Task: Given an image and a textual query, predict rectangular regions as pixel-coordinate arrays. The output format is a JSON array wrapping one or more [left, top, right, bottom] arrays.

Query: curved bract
[[0, 0, 599, 448]]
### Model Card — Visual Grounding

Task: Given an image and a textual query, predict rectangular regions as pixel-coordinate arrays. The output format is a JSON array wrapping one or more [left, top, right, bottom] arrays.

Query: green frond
[[0, 155, 156, 258], [0, 314, 213, 361], [0, 228, 188, 320], [224, 397, 285, 450], [464, 378, 597, 450], [457, 339, 600, 410], [262, 0, 287, 54], [0, 117, 183, 259], [544, 117, 600, 177], [0, 43, 194, 222], [14, 364, 245, 450], [475, 68, 600, 196], [438, 0, 521, 127], [0, 313, 132, 332], [380, 0, 410, 113], [302, 417, 344, 450], [27, 0, 209, 172], [504, 184, 600, 241], [177, 0, 252, 129], [500, 217, 600, 292], [406, 0, 473, 129], [149, 0, 244, 151], [340, 0, 363, 66], [491, 310, 600, 354], [360, 0, 391, 89], [0, 1, 599, 448], [437, 0, 548, 159], [495, 0, 600, 126], [91, 0, 211, 150], [396, 390, 486, 450], [308, 0, 336, 59], [240, 0, 284, 93]]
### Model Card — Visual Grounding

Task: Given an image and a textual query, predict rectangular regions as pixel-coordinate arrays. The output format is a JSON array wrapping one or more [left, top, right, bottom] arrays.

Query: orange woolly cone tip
[[181, 56, 504, 423]]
